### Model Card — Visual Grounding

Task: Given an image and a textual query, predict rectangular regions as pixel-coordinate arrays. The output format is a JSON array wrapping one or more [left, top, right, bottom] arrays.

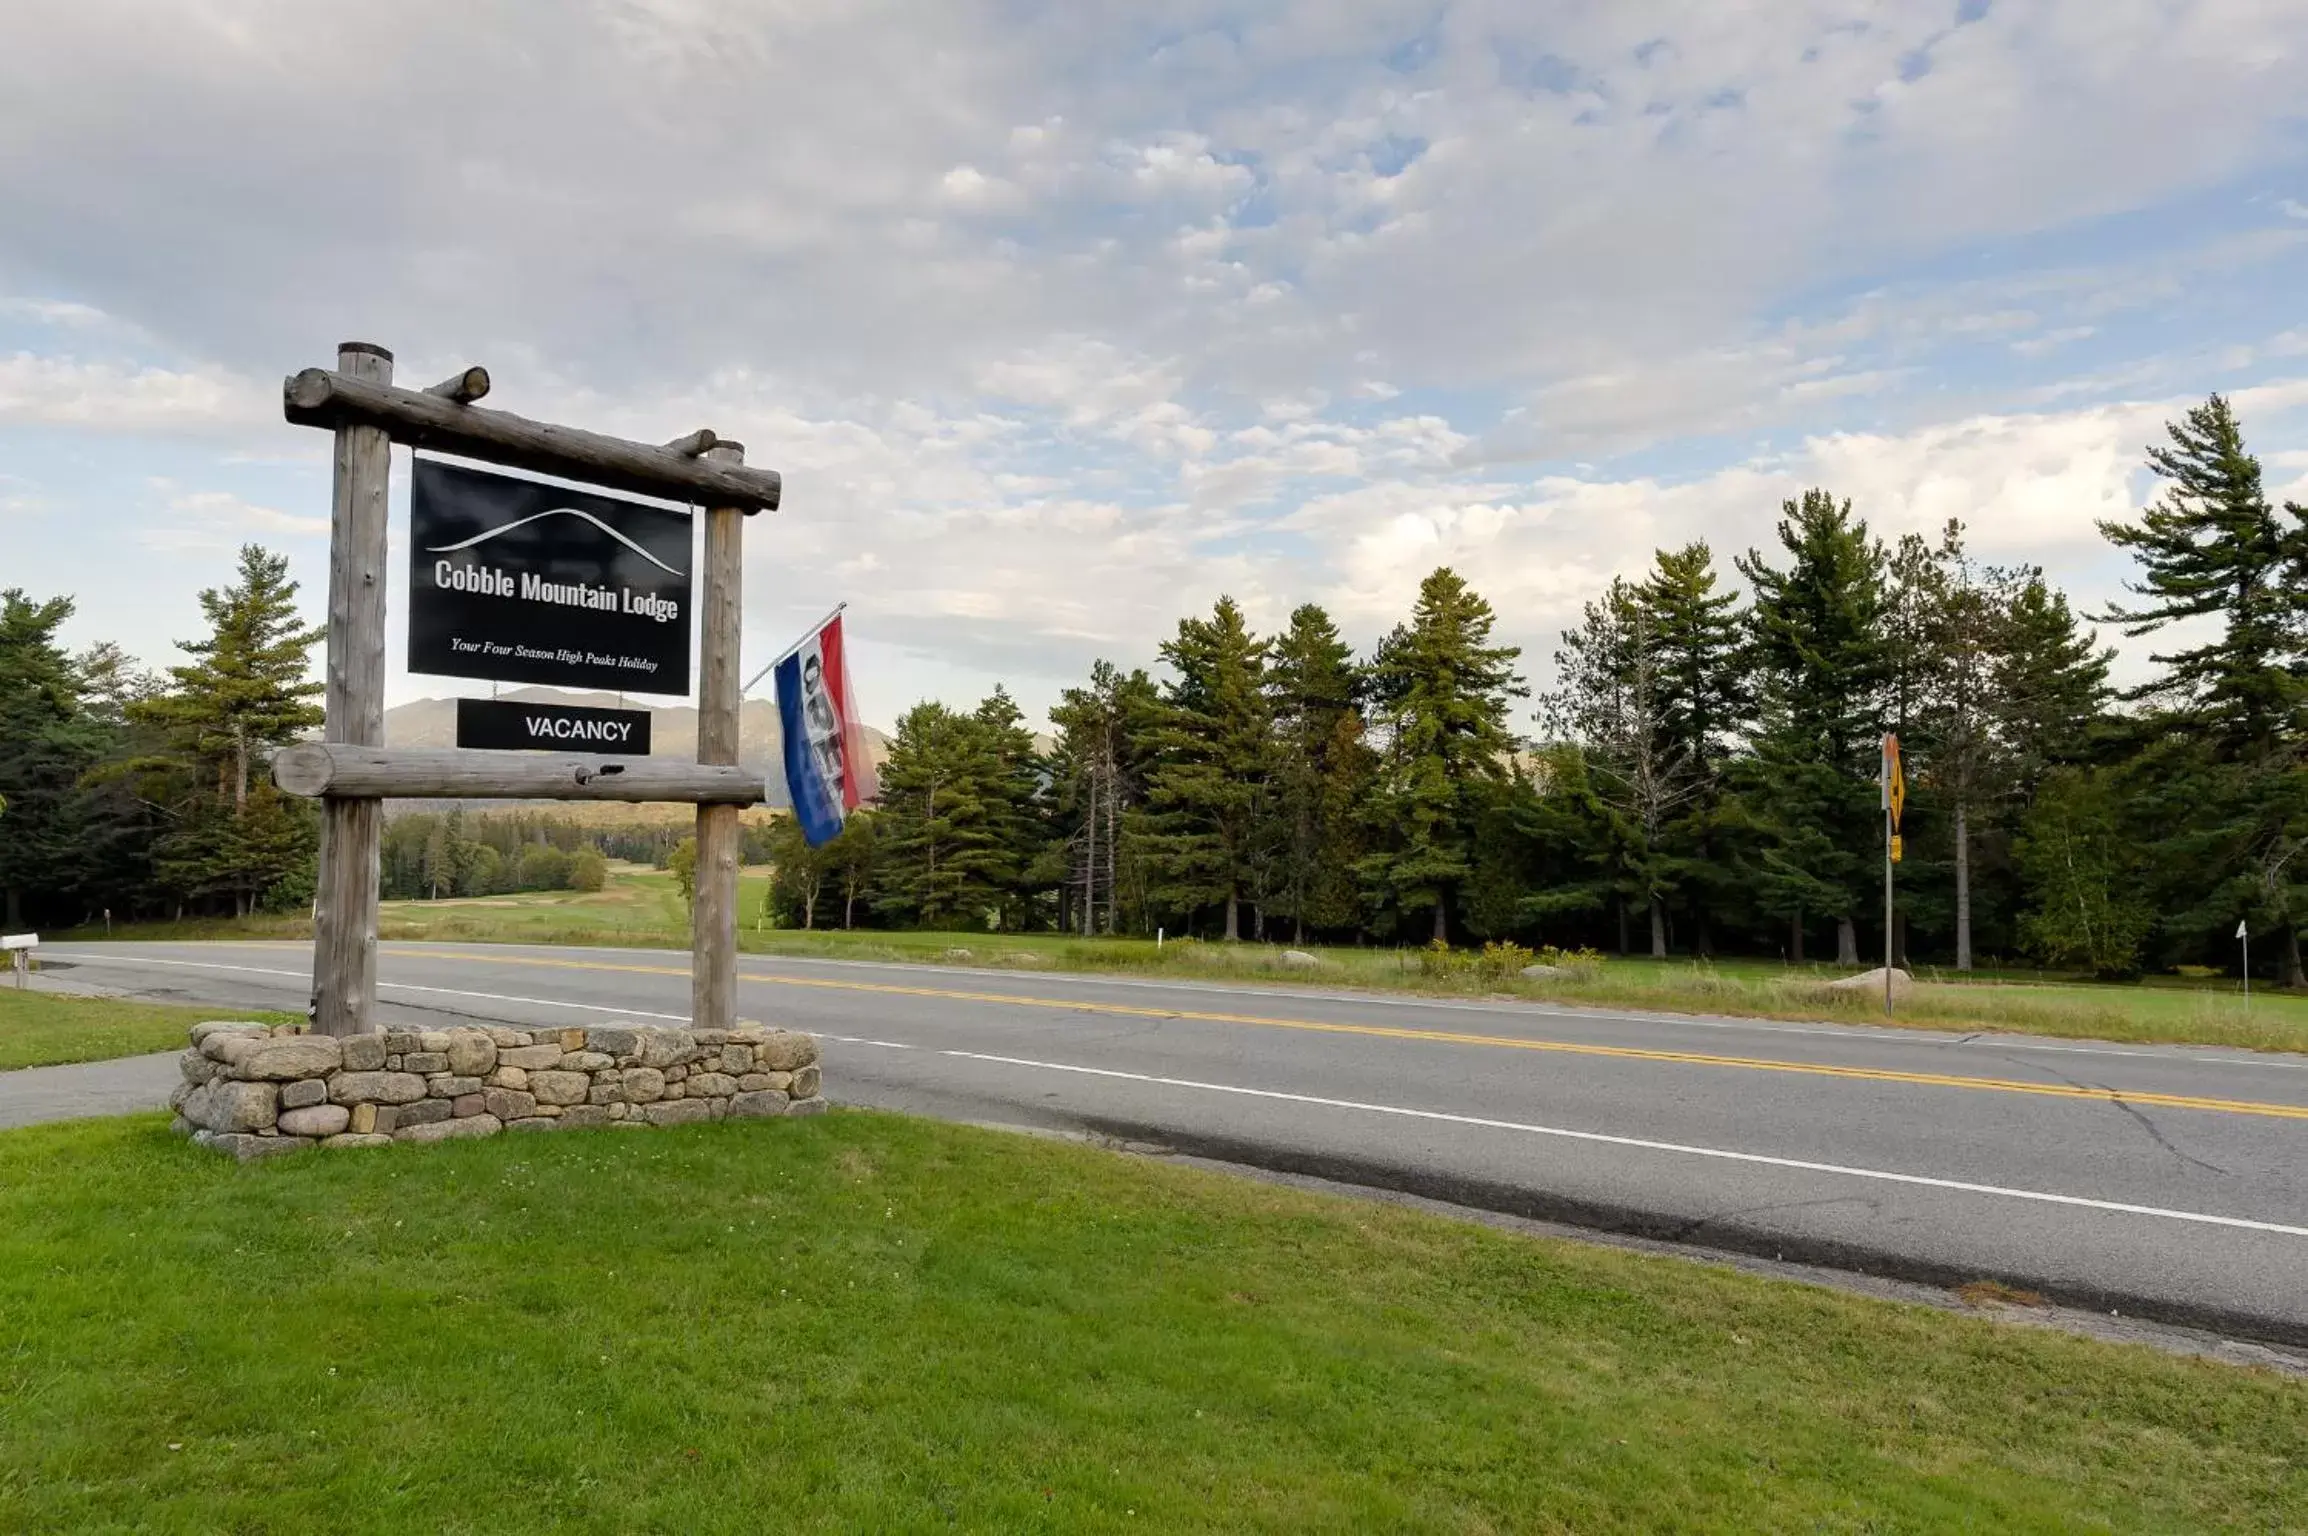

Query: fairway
[[0, 1110, 2301, 1532], [60, 863, 2308, 1054]]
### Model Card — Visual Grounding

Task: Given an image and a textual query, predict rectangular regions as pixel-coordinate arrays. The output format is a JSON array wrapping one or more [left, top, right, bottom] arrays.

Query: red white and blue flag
[[774, 611, 871, 846]]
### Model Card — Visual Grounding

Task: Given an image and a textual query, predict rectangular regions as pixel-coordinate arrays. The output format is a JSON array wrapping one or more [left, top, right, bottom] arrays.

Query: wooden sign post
[[280, 342, 782, 1038]]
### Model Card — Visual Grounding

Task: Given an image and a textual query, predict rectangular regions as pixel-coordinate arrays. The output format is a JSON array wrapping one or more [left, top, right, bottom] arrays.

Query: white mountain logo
[[426, 508, 685, 575]]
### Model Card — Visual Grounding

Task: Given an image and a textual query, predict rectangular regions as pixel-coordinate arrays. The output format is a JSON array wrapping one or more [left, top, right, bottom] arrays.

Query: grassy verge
[[54, 865, 2308, 1052], [0, 1111, 2300, 1531], [0, 990, 298, 1072]]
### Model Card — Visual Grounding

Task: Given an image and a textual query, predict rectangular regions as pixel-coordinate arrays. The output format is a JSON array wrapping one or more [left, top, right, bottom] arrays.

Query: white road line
[[43, 949, 2308, 1235], [39, 952, 689, 1023], [372, 942, 2308, 1070], [62, 943, 2308, 1073], [938, 1049, 2308, 1241]]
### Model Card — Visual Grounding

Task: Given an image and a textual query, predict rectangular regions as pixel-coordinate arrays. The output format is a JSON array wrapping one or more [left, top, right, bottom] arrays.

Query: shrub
[[1417, 939, 1462, 978], [567, 848, 608, 893], [514, 845, 573, 892], [1532, 944, 1604, 976], [1475, 941, 1535, 983]]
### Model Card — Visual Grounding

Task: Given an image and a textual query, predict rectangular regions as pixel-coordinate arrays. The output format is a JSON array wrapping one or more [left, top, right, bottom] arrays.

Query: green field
[[53, 863, 2308, 1053], [0, 990, 300, 1072], [0, 1109, 2299, 1531]]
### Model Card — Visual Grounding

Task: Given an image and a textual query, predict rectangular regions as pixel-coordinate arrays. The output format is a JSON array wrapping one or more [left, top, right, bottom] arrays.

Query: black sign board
[[410, 458, 692, 695], [456, 697, 652, 754]]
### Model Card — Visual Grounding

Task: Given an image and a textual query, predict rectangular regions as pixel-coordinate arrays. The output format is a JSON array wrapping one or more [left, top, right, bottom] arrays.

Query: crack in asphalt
[[2027, 1058, 2233, 1177]]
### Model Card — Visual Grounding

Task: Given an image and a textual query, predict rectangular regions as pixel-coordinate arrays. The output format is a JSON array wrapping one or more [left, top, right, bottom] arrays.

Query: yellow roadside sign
[[1885, 733, 1906, 830], [1890, 834, 1904, 864]]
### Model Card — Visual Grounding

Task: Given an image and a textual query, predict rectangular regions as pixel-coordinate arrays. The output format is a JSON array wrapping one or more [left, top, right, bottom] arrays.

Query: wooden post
[[312, 342, 393, 1036], [692, 442, 745, 1031]]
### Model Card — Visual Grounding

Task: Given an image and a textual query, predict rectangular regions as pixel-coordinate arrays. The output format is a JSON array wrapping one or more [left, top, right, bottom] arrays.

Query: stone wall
[[170, 1019, 824, 1161]]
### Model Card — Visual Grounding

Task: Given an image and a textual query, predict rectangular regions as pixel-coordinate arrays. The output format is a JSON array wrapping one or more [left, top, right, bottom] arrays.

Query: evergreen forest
[[8, 394, 2306, 984]]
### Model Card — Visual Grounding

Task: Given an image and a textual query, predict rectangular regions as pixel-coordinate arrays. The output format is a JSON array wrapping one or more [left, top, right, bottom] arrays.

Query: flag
[[774, 612, 873, 846]]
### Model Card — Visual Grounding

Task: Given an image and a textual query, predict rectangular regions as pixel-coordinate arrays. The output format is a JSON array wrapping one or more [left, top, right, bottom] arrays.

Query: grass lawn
[[0, 1111, 2299, 1532], [0, 989, 299, 1072], [55, 863, 2308, 1053]]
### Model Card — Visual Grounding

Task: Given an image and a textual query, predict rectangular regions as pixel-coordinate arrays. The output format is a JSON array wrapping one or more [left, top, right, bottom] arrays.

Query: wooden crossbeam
[[286, 342, 775, 1037], [283, 365, 781, 512], [273, 744, 767, 805]]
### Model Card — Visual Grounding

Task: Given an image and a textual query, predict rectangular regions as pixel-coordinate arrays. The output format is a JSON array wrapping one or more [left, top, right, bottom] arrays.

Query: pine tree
[[2097, 397, 2308, 984], [2097, 394, 2308, 755], [1543, 577, 1689, 955], [1639, 542, 1749, 955], [1362, 568, 1525, 943], [1992, 573, 2112, 792], [1903, 523, 1982, 968], [1736, 490, 1888, 965], [1266, 604, 1370, 944], [1143, 597, 1273, 940], [0, 591, 120, 927], [870, 699, 1024, 929], [1642, 543, 1749, 783], [1050, 661, 1161, 935], [122, 546, 325, 916], [132, 544, 324, 810], [972, 686, 1049, 928]]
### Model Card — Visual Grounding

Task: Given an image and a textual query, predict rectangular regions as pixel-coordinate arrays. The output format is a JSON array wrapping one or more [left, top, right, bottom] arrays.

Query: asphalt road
[[29, 939, 2308, 1344]]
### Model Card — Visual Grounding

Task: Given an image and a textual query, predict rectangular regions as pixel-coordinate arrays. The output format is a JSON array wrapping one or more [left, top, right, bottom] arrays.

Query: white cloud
[[5, 1, 2308, 722], [2011, 325, 2098, 358], [2, 0, 2298, 406], [139, 483, 328, 552], [1120, 134, 1255, 201], [0, 353, 265, 432], [936, 165, 1024, 212], [0, 297, 111, 327]]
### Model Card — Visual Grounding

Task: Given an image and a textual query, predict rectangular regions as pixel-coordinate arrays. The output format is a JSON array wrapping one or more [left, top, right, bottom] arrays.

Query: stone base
[[170, 1021, 826, 1159]]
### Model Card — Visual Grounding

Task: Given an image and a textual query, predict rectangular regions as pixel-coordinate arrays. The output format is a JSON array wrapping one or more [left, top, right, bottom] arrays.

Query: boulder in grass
[[1279, 950, 1321, 970], [1825, 966, 1914, 999], [1520, 964, 1569, 980]]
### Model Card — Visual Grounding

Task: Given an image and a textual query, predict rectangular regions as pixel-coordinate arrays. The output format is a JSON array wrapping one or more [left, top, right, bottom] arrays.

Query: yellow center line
[[351, 945, 2308, 1122]]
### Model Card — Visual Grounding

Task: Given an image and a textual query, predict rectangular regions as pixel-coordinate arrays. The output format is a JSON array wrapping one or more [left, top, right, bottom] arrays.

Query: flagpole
[[741, 602, 847, 697]]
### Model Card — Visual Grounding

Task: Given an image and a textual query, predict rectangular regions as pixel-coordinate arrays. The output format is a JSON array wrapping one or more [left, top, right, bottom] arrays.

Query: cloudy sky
[[4, 0, 2306, 729]]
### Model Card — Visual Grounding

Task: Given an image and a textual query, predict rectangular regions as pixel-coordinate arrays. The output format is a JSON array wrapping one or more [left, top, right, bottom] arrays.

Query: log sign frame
[[277, 345, 781, 1038]]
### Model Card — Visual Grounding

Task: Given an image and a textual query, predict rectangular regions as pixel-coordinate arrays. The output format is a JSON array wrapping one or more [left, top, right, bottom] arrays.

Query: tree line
[[8, 393, 2302, 981], [0, 548, 783, 924], [792, 394, 2307, 983], [2, 546, 324, 927]]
